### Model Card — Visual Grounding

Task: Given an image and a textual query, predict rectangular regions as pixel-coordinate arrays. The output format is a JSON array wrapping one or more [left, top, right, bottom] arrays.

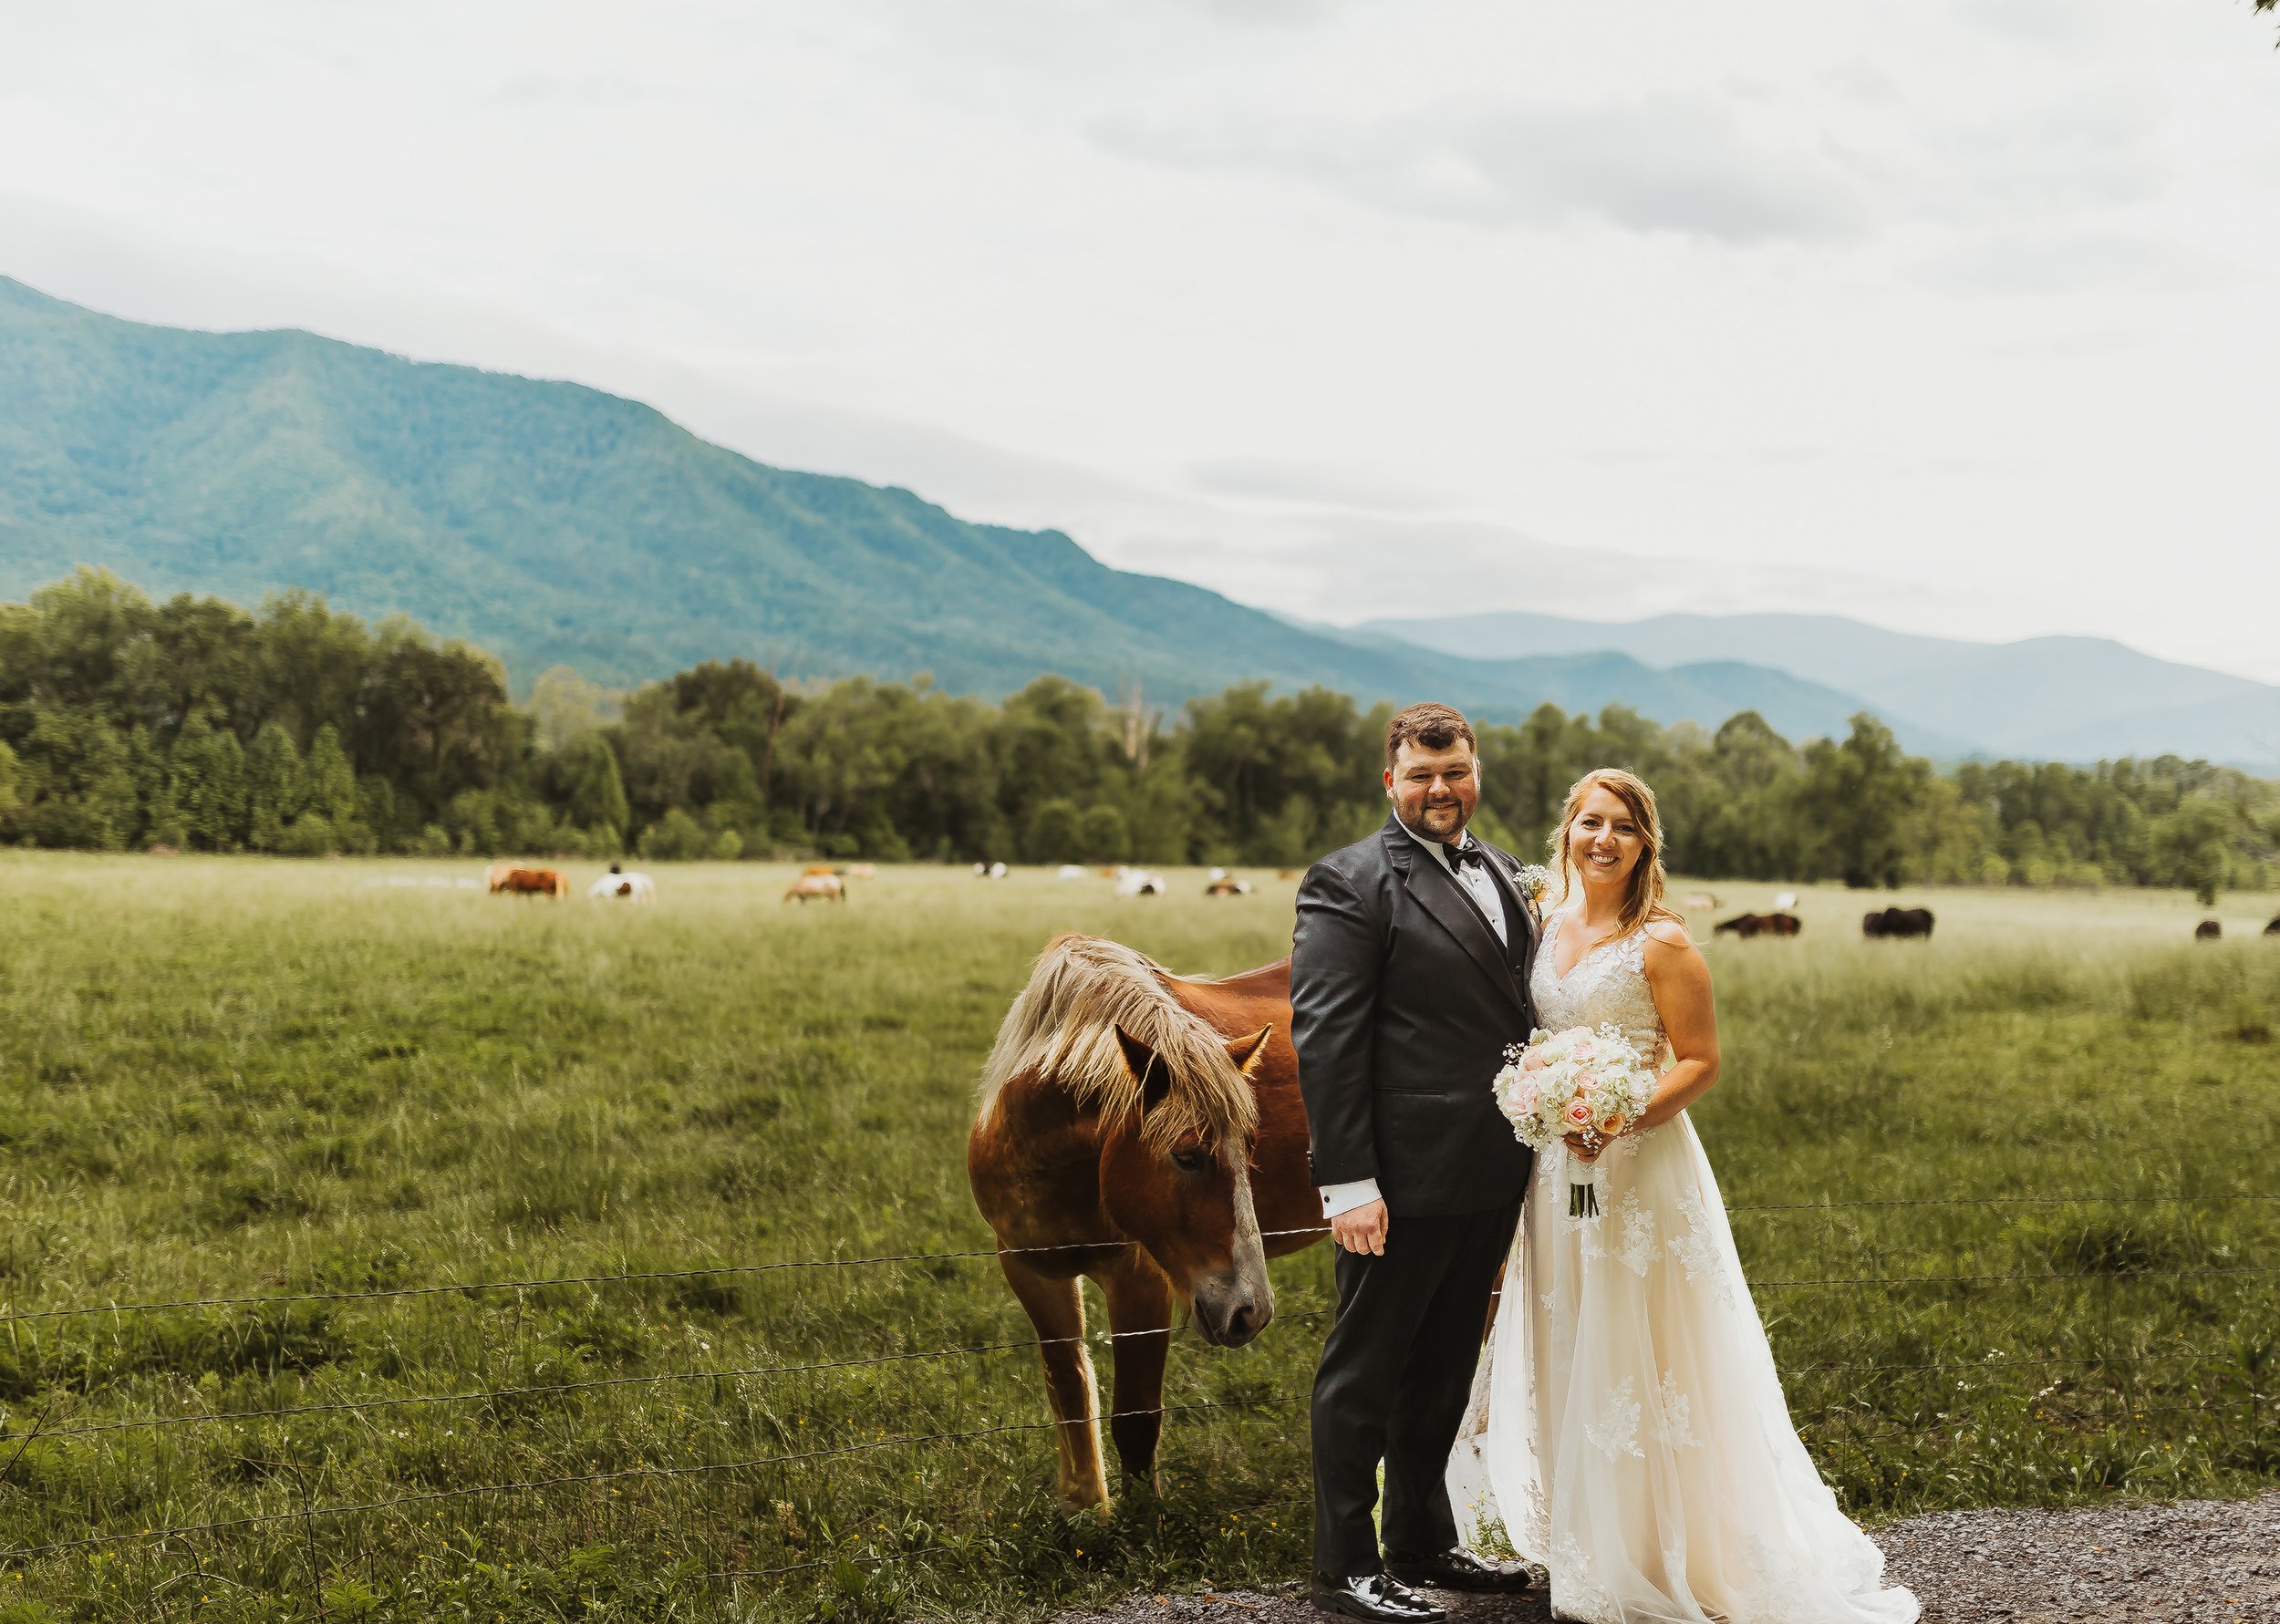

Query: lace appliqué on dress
[[1617, 1189, 1659, 1276], [1584, 1376, 1643, 1462], [1668, 1188, 1738, 1309], [1655, 1371, 1700, 1452], [1549, 1533, 1621, 1624]]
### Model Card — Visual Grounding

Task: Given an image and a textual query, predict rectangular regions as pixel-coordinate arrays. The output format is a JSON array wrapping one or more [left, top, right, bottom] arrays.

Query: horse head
[[1097, 1022, 1277, 1347]]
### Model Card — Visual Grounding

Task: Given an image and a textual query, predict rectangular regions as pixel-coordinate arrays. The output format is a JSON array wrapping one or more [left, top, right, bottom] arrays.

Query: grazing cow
[[2265, 916, 2280, 937], [1203, 876, 1252, 897], [486, 864, 569, 898], [586, 868, 657, 902], [1683, 892, 1719, 911], [845, 863, 879, 880], [974, 861, 1009, 879], [784, 873, 846, 904], [1862, 906, 1935, 939], [1115, 869, 1166, 897], [2195, 919, 2222, 941], [1772, 891, 1799, 910], [1715, 912, 1802, 938]]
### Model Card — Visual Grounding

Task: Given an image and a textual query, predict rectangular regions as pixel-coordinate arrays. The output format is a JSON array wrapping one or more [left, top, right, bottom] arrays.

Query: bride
[[1446, 769, 1918, 1624]]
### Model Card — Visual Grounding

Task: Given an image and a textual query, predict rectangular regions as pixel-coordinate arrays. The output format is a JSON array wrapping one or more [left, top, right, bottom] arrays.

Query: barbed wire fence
[[0, 1197, 2272, 1599]]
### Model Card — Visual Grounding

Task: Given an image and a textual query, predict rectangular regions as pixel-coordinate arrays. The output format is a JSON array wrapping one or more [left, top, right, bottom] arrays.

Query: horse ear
[[1224, 1024, 1274, 1080], [1115, 1026, 1172, 1113]]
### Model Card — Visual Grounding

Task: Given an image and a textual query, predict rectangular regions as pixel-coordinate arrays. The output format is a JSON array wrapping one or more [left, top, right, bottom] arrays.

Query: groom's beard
[[1396, 802, 1469, 842]]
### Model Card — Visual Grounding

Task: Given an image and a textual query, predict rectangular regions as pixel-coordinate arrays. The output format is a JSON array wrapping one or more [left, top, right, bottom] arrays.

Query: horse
[[1862, 906, 1934, 939], [969, 935, 1322, 1512], [2195, 919, 2222, 941], [1715, 911, 1801, 938], [486, 864, 568, 898], [783, 873, 845, 903]]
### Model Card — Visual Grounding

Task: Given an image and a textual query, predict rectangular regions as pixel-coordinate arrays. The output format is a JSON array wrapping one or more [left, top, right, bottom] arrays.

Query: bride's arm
[[1631, 922, 1720, 1133]]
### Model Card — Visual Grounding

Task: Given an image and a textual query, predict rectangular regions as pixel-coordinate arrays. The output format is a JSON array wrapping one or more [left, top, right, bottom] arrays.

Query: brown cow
[[485, 864, 568, 898], [1863, 906, 1935, 939], [2195, 919, 2222, 941], [1715, 911, 1801, 938], [784, 873, 845, 904]]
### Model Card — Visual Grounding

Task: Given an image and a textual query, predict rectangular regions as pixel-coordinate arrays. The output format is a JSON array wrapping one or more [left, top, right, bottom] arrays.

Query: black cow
[[2264, 915, 2280, 937], [2195, 920, 2222, 941], [1715, 911, 1802, 938], [1862, 906, 1935, 939]]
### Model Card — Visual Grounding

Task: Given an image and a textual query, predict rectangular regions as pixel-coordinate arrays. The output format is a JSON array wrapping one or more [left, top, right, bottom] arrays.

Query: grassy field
[[0, 854, 2274, 1622]]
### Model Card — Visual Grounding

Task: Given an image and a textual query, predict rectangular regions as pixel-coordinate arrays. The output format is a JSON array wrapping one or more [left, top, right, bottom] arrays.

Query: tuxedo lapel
[[1383, 819, 1529, 1018], [1477, 843, 1541, 1008]]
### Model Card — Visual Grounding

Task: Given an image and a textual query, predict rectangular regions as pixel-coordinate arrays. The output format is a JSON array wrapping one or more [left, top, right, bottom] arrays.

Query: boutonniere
[[1514, 864, 1553, 907]]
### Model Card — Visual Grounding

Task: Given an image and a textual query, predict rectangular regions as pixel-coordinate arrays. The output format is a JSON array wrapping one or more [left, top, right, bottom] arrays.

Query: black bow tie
[[1446, 843, 1485, 873]]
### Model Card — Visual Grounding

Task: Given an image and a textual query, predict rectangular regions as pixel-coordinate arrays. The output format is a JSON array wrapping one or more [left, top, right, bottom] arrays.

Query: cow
[[1114, 868, 1166, 896], [1862, 906, 1935, 939], [2265, 916, 2280, 937], [1715, 912, 1802, 938], [586, 866, 657, 902], [1204, 876, 1252, 897], [486, 864, 569, 898], [1683, 892, 1719, 912], [2195, 919, 2222, 941], [974, 861, 1009, 879], [785, 873, 846, 904]]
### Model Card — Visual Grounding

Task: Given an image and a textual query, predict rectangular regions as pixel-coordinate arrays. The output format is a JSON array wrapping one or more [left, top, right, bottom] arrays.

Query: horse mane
[[978, 934, 1259, 1150]]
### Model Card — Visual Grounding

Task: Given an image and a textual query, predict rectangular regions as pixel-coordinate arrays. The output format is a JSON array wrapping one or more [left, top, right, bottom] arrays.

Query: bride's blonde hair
[[1547, 768, 1682, 936]]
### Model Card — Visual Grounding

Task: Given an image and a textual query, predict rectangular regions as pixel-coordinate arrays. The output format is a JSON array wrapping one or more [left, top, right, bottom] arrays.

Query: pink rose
[[1562, 1097, 1594, 1130]]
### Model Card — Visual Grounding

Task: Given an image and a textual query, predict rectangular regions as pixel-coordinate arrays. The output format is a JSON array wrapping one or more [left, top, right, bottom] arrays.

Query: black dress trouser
[[1310, 1199, 1522, 1578]]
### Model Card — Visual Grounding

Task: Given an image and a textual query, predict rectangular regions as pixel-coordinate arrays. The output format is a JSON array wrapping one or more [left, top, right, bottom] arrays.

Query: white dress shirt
[[1318, 822, 1508, 1219]]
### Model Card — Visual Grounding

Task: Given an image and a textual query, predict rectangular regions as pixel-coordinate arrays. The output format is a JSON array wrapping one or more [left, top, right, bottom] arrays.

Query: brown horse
[[968, 935, 1322, 1512], [486, 864, 568, 898]]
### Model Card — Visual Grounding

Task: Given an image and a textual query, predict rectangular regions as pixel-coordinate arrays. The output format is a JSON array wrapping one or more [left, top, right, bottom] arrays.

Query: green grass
[[0, 855, 2274, 1622]]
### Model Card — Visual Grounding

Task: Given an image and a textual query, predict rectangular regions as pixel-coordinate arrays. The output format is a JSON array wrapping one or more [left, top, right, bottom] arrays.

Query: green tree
[[557, 730, 629, 842], [1798, 715, 1924, 889], [169, 716, 248, 852], [244, 720, 305, 852], [303, 724, 358, 827], [1024, 797, 1085, 864]]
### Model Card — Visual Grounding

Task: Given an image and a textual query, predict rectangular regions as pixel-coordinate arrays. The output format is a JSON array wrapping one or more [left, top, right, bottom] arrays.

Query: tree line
[[2, 570, 2274, 898]]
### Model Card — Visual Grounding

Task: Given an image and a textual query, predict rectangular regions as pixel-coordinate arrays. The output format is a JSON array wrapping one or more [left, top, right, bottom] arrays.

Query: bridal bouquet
[[1493, 1025, 1657, 1217]]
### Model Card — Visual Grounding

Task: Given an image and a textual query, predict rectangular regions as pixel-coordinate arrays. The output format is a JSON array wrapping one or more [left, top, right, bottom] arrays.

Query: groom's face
[[1385, 739, 1478, 841]]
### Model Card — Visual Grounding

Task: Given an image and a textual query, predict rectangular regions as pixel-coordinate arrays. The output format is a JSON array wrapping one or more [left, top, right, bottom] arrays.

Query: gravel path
[[1046, 1494, 2278, 1624]]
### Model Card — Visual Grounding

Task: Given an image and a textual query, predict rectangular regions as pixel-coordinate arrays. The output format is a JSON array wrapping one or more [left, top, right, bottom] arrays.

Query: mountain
[[1359, 611, 2280, 769], [0, 274, 1925, 747]]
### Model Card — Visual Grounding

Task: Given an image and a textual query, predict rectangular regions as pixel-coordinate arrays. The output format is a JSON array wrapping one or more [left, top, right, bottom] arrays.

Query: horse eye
[[1170, 1147, 1211, 1173]]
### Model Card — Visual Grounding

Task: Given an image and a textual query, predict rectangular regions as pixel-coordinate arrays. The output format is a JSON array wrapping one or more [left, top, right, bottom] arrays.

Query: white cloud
[[0, 0, 2277, 683]]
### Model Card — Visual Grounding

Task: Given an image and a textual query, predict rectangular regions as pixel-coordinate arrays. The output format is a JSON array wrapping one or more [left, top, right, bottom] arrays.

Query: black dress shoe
[[1384, 1546, 1534, 1592], [1309, 1571, 1447, 1621]]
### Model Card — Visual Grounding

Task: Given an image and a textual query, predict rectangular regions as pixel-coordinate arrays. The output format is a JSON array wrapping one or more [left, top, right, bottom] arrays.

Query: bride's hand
[[1563, 1131, 1604, 1163]]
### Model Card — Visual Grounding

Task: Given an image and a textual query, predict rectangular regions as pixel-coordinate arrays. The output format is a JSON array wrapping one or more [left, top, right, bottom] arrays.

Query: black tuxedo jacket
[[1290, 814, 1540, 1216]]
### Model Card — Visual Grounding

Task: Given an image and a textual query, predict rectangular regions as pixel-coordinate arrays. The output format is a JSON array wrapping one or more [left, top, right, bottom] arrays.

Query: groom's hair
[[1384, 702, 1477, 767]]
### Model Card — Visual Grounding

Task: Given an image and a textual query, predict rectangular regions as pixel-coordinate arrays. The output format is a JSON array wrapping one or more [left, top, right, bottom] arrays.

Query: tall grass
[[0, 855, 2272, 1621]]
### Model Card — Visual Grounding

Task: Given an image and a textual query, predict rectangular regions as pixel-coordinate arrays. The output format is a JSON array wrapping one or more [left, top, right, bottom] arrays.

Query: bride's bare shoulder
[[1642, 916, 1707, 968]]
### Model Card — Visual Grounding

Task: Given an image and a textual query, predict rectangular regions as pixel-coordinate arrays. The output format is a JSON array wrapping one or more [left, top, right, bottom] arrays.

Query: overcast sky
[[5, 2, 2278, 678]]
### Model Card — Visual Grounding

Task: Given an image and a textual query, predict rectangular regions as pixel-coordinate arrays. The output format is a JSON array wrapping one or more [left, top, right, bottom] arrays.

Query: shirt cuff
[[1319, 1177, 1383, 1219]]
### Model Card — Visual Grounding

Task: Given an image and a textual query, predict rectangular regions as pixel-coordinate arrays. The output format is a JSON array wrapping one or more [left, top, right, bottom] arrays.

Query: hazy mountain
[[0, 275, 1932, 748], [1360, 610, 2280, 768]]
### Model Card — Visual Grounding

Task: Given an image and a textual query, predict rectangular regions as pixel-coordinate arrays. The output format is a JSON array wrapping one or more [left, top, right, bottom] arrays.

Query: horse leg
[[998, 1256, 1109, 1512], [1094, 1251, 1174, 1495]]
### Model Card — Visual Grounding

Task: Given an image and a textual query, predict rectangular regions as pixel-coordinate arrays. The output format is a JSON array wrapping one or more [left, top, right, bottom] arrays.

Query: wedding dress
[[1446, 908, 1918, 1624]]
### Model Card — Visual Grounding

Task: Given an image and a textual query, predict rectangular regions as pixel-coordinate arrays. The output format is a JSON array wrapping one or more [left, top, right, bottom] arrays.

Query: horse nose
[[1200, 1277, 1272, 1347]]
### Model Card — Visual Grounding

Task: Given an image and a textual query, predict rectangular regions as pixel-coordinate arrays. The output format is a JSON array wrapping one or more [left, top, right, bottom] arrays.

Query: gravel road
[[1045, 1493, 2278, 1624]]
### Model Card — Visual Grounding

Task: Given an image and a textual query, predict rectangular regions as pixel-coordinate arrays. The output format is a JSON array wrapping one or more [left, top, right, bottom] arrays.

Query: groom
[[1291, 703, 1539, 1622]]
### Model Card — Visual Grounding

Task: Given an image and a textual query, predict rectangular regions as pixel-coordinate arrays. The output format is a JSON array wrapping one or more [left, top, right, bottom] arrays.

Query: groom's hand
[[1332, 1198, 1389, 1256]]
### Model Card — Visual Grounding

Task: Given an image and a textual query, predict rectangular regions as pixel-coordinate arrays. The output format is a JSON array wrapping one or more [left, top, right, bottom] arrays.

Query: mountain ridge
[[4, 274, 2260, 766]]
